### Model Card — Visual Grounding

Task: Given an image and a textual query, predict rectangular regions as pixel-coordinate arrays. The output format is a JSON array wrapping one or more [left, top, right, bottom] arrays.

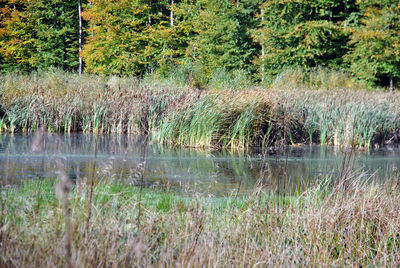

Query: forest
[[0, 0, 399, 89]]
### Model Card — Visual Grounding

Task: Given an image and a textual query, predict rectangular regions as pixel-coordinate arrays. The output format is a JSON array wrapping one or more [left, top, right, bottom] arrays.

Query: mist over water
[[0, 133, 399, 196]]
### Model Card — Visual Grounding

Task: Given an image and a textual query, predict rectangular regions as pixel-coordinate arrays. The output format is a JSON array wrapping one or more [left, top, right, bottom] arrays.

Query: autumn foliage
[[0, 0, 399, 88]]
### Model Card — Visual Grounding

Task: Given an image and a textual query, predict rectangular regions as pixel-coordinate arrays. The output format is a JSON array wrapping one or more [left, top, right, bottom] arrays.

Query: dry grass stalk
[[137, 136, 148, 231], [2, 173, 400, 266], [55, 159, 74, 268], [85, 136, 98, 237]]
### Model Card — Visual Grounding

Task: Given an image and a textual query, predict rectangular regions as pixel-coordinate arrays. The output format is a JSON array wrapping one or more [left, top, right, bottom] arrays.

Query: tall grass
[[1, 70, 399, 148], [157, 90, 274, 148], [1, 170, 400, 266], [0, 71, 200, 135], [158, 88, 400, 149], [271, 66, 369, 91]]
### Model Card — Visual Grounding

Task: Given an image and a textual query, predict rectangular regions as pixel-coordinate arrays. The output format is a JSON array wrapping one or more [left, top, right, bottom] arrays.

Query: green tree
[[253, 0, 357, 83], [0, 0, 83, 72], [346, 0, 400, 90], [82, 0, 153, 75], [142, 0, 197, 70], [188, 0, 259, 79]]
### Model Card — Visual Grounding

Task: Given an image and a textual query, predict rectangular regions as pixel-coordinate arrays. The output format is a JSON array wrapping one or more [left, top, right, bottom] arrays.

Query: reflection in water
[[0, 134, 399, 196]]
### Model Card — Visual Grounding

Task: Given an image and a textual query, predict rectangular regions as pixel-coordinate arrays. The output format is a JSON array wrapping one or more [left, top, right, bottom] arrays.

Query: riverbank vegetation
[[1, 71, 399, 149], [1, 169, 400, 266]]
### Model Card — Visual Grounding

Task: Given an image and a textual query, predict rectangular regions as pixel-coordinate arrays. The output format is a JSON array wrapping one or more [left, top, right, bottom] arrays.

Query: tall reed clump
[[157, 89, 277, 148], [289, 89, 400, 147], [157, 88, 400, 149], [1, 170, 400, 266]]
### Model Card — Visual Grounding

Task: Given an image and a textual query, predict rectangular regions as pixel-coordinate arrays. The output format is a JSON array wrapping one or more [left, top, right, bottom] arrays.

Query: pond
[[0, 133, 399, 196]]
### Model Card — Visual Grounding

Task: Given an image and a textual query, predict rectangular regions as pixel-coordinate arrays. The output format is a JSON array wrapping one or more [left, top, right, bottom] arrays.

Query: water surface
[[0, 134, 399, 195]]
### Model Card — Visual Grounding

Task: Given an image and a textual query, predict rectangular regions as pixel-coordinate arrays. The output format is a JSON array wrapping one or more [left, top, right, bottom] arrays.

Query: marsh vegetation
[[2, 165, 400, 266], [1, 71, 399, 149], [1, 0, 400, 265]]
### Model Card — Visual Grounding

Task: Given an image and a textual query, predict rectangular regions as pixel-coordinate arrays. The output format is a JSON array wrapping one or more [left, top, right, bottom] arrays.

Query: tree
[[141, 0, 197, 70], [346, 0, 400, 91], [0, 0, 14, 71], [0, 0, 38, 72], [82, 0, 153, 75], [78, 0, 83, 74], [187, 0, 259, 79], [253, 0, 357, 83], [0, 0, 83, 72]]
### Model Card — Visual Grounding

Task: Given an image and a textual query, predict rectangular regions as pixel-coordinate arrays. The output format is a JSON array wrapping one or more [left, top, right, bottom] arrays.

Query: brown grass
[[1, 170, 400, 266]]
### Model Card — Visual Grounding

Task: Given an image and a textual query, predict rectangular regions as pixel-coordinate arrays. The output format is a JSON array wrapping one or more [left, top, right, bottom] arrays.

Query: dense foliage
[[0, 0, 82, 72], [0, 0, 399, 88]]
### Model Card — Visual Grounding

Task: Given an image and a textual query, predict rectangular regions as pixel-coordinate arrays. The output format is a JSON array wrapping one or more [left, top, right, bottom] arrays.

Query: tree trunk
[[261, 7, 265, 83], [390, 76, 393, 93], [90, 1, 94, 37], [78, 0, 82, 74], [170, 0, 174, 27]]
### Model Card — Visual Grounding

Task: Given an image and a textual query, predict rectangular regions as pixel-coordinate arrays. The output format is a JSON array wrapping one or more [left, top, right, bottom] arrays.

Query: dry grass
[[1, 170, 400, 267], [0, 71, 200, 134]]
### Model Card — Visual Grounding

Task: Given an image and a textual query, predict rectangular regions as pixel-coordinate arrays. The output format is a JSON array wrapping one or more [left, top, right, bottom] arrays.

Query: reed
[[1, 169, 400, 266], [158, 89, 400, 149], [271, 66, 368, 91], [0, 71, 399, 149], [0, 71, 199, 135]]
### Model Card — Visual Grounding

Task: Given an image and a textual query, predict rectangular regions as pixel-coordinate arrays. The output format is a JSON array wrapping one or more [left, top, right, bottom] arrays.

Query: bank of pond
[[0, 72, 399, 150]]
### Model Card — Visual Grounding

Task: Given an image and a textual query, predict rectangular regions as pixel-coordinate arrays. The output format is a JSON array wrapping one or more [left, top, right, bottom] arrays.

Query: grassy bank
[[1, 173, 400, 266], [0, 71, 399, 148]]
